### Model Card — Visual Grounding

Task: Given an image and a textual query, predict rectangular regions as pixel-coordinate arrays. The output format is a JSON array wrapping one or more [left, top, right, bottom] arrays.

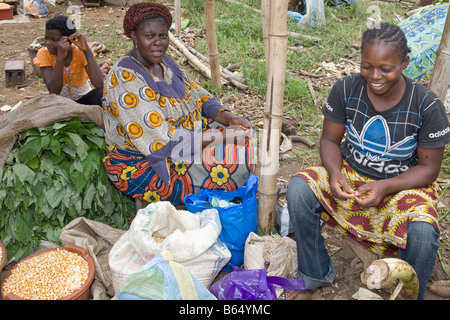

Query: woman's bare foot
[[286, 289, 316, 300]]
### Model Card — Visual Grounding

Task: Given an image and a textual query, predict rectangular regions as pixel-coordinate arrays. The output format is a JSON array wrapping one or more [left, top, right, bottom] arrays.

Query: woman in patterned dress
[[286, 23, 450, 300], [101, 2, 255, 206], [33, 15, 104, 106]]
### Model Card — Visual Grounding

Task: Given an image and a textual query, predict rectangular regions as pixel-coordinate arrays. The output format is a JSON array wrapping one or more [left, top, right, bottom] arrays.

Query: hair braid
[[362, 22, 411, 59]]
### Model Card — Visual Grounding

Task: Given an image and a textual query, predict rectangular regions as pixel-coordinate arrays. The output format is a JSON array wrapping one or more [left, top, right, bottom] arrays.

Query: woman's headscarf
[[123, 2, 173, 38]]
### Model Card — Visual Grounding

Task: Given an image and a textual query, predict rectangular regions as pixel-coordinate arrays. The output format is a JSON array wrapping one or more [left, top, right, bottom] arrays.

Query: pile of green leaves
[[0, 118, 135, 260]]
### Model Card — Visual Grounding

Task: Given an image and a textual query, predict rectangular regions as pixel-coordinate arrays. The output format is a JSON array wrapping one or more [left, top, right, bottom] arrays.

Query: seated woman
[[33, 15, 104, 106], [286, 23, 450, 300], [101, 2, 255, 206]]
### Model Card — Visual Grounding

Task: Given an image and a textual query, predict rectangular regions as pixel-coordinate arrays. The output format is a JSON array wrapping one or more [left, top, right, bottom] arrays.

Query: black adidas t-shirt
[[322, 74, 450, 180]]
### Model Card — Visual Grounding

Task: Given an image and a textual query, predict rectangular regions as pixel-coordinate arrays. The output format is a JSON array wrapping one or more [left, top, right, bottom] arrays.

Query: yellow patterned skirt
[[294, 162, 441, 256]]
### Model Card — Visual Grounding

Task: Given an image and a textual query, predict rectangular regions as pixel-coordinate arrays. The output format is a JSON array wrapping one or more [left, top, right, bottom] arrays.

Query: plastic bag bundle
[[23, 0, 47, 18], [300, 0, 325, 28], [109, 201, 230, 292], [114, 250, 216, 300], [244, 232, 298, 279], [184, 174, 258, 271], [210, 267, 305, 300]]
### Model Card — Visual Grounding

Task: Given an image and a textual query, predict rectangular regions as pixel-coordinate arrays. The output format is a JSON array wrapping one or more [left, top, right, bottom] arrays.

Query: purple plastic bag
[[210, 267, 305, 300]]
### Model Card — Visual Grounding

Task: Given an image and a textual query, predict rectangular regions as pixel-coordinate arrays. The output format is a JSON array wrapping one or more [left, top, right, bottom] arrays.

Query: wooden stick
[[430, 5, 450, 101], [307, 78, 318, 106], [174, 0, 181, 36], [222, 0, 260, 13], [184, 43, 245, 83], [288, 31, 321, 42], [170, 33, 249, 91], [261, 0, 270, 73], [258, 0, 289, 234], [289, 135, 315, 147], [205, 0, 222, 89], [169, 31, 227, 84]]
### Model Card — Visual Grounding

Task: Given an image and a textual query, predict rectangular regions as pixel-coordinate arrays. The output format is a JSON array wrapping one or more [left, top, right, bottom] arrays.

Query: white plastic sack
[[109, 201, 230, 292], [244, 232, 298, 278]]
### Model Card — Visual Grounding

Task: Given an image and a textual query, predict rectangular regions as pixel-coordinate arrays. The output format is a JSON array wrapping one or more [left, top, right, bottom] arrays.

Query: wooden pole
[[174, 0, 181, 36], [430, 7, 450, 101], [261, 0, 270, 72], [257, 0, 289, 235], [205, 0, 222, 88]]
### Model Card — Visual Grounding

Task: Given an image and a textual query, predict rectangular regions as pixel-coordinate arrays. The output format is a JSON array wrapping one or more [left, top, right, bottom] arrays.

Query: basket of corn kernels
[[1, 244, 95, 300]]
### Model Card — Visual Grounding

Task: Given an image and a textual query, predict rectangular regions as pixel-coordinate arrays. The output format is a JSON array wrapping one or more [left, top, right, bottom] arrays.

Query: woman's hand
[[68, 32, 104, 88], [354, 180, 387, 208], [201, 111, 252, 148], [56, 36, 72, 60], [214, 110, 252, 129], [67, 32, 90, 54], [329, 171, 355, 200]]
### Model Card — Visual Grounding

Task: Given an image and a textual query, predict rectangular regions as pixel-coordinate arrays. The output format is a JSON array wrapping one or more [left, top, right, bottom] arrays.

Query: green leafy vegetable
[[0, 118, 135, 260]]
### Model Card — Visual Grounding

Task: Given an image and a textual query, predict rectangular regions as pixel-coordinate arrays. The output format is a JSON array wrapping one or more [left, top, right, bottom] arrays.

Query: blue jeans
[[286, 176, 440, 300]]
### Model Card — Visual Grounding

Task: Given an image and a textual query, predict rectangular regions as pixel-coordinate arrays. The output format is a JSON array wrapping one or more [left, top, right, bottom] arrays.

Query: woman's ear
[[130, 30, 137, 47], [402, 55, 410, 70]]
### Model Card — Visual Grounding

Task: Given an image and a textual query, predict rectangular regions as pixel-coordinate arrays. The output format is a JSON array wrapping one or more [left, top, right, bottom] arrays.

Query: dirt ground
[[0, 3, 449, 300]]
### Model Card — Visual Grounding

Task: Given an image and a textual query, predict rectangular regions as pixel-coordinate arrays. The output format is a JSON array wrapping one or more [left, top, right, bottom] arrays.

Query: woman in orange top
[[33, 15, 104, 106]]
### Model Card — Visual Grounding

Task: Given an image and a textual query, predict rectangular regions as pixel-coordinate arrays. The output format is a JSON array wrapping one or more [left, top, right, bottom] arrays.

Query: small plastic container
[[0, 4, 13, 20], [1, 244, 95, 300]]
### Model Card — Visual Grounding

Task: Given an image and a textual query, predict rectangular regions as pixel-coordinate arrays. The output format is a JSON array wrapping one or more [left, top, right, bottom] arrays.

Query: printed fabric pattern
[[295, 162, 441, 256]]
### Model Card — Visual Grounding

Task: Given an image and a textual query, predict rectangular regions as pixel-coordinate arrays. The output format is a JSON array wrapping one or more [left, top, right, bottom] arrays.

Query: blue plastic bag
[[209, 267, 305, 300], [184, 174, 258, 271]]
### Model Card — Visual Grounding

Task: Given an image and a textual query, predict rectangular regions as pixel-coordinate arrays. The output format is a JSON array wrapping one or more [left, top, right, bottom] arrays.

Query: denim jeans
[[286, 176, 440, 300]]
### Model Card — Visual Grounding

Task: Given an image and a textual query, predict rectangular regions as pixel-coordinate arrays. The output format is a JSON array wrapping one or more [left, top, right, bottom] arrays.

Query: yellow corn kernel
[[2, 248, 89, 300]]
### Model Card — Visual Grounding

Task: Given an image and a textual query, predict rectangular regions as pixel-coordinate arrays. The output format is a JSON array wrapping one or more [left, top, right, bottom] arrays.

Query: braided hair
[[361, 22, 411, 60], [46, 15, 76, 37], [123, 2, 173, 38]]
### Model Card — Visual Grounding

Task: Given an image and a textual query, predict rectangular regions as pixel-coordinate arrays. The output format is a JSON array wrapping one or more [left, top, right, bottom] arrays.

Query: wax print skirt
[[294, 162, 441, 256], [103, 127, 255, 206]]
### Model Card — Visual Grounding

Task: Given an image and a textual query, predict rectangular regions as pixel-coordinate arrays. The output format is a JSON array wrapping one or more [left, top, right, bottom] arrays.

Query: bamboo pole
[[429, 6, 450, 101], [205, 0, 222, 89], [257, 0, 289, 234], [174, 0, 181, 36], [261, 0, 270, 72]]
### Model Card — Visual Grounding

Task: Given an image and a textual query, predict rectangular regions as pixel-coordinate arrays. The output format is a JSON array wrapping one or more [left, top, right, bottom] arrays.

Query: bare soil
[[0, 4, 448, 300]]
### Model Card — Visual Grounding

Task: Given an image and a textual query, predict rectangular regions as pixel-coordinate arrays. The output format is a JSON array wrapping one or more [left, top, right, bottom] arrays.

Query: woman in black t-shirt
[[286, 23, 450, 300]]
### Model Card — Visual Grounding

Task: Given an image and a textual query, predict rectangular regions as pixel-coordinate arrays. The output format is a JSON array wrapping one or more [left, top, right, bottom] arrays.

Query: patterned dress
[[101, 54, 255, 206], [295, 74, 450, 256]]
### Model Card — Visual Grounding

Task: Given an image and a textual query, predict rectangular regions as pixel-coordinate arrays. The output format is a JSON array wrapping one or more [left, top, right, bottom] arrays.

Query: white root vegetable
[[365, 258, 419, 300]]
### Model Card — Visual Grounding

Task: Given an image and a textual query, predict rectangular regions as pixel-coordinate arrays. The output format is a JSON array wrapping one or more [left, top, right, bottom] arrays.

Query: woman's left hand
[[215, 110, 252, 129], [354, 180, 387, 207], [67, 32, 90, 54]]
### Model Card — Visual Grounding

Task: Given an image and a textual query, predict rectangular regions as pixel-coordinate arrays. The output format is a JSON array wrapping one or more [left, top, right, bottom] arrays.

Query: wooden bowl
[[1, 244, 95, 300]]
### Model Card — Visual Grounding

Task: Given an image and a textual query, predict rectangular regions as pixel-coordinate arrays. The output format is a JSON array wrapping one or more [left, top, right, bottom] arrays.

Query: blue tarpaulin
[[399, 4, 449, 80]]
